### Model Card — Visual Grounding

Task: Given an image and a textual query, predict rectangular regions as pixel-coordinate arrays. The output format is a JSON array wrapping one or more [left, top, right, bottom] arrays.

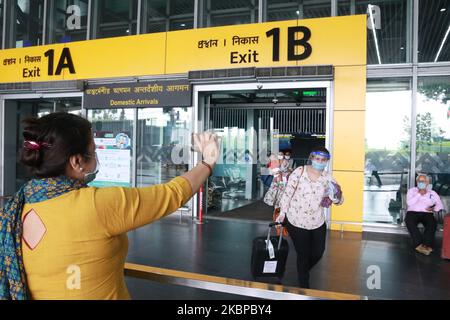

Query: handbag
[[272, 207, 289, 237], [272, 166, 305, 237], [261, 174, 274, 188]]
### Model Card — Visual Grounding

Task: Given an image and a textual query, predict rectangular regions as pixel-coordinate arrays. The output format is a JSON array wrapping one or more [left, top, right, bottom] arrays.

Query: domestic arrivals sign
[[0, 15, 365, 83], [83, 80, 191, 109]]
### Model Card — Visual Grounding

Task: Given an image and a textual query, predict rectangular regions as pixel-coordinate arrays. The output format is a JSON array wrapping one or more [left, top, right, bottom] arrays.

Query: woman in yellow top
[[0, 112, 219, 300]]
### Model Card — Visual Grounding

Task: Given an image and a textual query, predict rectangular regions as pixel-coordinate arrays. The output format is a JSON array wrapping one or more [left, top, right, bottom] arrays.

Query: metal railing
[[124, 262, 369, 300]]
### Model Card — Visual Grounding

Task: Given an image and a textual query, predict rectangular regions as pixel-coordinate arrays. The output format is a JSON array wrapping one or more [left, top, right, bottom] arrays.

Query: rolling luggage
[[251, 222, 289, 279], [442, 214, 450, 259]]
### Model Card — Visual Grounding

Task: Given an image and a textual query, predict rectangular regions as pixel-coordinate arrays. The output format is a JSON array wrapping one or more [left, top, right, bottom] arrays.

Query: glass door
[[203, 89, 327, 218], [136, 107, 191, 187], [192, 84, 329, 222], [206, 124, 257, 214]]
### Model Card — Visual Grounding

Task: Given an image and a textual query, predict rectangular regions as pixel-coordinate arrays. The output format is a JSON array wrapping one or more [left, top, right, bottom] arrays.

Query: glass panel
[[97, 0, 137, 39], [205, 0, 257, 27], [15, 0, 44, 47], [88, 109, 135, 187], [338, 0, 351, 16], [268, 0, 330, 22], [339, 0, 410, 63], [48, 0, 88, 44], [169, 19, 194, 31], [356, 0, 409, 64], [15, 98, 82, 189], [418, 0, 450, 62], [136, 107, 191, 187], [364, 78, 412, 224], [207, 124, 260, 214], [144, 0, 194, 33], [0, 0, 3, 48], [416, 76, 450, 210], [303, 0, 330, 18]]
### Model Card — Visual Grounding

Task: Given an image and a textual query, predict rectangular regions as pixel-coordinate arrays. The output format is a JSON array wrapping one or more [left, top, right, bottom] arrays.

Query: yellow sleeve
[[94, 176, 193, 236]]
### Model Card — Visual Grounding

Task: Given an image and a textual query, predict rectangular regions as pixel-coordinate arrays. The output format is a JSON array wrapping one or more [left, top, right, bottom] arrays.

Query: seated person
[[405, 174, 444, 255]]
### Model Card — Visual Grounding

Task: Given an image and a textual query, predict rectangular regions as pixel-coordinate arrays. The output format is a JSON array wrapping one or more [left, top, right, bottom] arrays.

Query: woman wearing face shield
[[277, 146, 344, 289], [0, 112, 219, 300]]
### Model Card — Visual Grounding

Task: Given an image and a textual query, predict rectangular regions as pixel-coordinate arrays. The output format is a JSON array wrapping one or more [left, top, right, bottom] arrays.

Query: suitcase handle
[[266, 222, 285, 250], [269, 221, 285, 227], [269, 222, 279, 227]]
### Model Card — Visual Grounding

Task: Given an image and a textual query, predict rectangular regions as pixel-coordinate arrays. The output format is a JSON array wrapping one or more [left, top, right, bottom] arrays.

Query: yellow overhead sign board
[[0, 15, 365, 83]]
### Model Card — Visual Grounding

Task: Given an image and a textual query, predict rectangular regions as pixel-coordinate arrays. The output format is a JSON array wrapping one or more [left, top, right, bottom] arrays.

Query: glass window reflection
[[137, 107, 191, 187], [88, 109, 135, 187], [268, 0, 330, 22], [418, 0, 450, 62], [15, 98, 82, 190], [0, 0, 3, 48], [339, 0, 410, 64], [97, 0, 137, 39], [15, 0, 44, 47], [205, 0, 257, 27], [416, 76, 450, 209], [143, 0, 194, 33], [48, 0, 88, 44]]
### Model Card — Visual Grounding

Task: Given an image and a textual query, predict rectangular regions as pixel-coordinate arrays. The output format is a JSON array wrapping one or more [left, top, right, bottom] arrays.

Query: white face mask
[[278, 155, 284, 160], [285, 156, 291, 160], [83, 152, 99, 184]]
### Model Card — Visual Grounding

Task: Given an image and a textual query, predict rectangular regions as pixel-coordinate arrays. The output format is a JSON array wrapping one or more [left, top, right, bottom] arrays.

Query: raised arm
[[181, 132, 219, 195]]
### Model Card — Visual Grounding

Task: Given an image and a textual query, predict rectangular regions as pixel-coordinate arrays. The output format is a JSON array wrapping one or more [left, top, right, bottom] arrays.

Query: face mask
[[417, 182, 427, 190], [285, 156, 291, 160], [278, 155, 284, 160], [311, 160, 327, 171], [84, 153, 99, 184]]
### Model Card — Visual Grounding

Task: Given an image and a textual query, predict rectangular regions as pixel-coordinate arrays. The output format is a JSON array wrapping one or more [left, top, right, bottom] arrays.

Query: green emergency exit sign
[[302, 90, 319, 96]]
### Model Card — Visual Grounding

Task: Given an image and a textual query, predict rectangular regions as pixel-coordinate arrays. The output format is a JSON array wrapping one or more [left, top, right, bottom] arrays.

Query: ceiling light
[[440, 8, 446, 12], [368, 4, 382, 64], [434, 24, 450, 62], [180, 23, 186, 27], [296, 10, 300, 15]]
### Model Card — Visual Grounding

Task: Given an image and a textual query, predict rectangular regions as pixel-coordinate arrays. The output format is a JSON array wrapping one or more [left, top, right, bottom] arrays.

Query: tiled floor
[[125, 215, 450, 300]]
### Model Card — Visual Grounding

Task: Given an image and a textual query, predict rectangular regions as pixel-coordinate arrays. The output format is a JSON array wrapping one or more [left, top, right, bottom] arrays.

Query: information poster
[[90, 132, 132, 187]]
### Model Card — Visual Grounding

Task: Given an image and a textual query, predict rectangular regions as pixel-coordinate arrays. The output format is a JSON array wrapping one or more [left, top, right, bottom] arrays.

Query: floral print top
[[279, 166, 344, 230]]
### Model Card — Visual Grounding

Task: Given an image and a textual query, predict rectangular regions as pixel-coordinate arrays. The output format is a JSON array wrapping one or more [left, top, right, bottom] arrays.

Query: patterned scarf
[[0, 176, 86, 300]]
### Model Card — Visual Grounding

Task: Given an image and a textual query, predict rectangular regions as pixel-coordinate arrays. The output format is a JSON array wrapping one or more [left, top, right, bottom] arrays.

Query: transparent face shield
[[309, 151, 330, 171]]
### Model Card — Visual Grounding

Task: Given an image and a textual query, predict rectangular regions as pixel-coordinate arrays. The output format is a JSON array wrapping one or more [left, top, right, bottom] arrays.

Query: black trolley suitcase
[[251, 222, 289, 279]]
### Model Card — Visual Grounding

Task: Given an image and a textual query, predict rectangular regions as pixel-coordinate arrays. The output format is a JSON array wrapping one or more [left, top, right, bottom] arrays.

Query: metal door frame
[[191, 80, 333, 221]]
